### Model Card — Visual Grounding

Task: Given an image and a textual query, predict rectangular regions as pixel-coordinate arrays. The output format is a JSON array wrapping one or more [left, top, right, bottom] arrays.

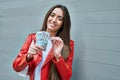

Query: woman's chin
[[47, 27, 55, 31]]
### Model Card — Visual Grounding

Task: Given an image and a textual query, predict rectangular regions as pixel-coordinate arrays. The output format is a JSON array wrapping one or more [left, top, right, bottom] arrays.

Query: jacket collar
[[42, 46, 54, 67]]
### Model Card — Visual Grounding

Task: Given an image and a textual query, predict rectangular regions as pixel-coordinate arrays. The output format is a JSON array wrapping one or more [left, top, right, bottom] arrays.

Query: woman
[[13, 4, 74, 80]]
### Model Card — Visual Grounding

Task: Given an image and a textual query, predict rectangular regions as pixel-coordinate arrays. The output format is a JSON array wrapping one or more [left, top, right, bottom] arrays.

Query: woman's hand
[[26, 41, 43, 62], [51, 37, 64, 61], [28, 41, 43, 54]]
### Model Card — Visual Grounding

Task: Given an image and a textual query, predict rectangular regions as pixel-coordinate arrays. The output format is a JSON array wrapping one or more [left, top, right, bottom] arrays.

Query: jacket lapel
[[42, 46, 54, 67]]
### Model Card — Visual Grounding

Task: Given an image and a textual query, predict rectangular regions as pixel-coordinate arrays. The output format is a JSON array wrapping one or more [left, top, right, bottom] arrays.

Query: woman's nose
[[52, 17, 57, 22]]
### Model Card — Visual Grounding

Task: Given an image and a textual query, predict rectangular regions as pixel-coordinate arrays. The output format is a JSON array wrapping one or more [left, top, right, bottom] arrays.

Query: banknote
[[36, 31, 50, 51]]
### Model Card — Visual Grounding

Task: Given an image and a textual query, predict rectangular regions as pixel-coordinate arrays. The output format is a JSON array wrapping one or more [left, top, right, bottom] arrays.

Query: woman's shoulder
[[28, 33, 36, 36], [26, 33, 36, 40], [70, 39, 74, 46]]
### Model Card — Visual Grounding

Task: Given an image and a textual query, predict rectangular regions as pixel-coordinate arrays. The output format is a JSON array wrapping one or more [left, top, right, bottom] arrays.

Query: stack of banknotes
[[36, 31, 50, 51]]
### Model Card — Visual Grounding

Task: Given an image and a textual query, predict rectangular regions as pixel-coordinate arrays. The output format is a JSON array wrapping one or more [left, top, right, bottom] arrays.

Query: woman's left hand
[[51, 37, 64, 61]]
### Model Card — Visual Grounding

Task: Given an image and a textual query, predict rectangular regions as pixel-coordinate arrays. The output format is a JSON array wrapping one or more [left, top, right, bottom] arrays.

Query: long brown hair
[[41, 4, 71, 80]]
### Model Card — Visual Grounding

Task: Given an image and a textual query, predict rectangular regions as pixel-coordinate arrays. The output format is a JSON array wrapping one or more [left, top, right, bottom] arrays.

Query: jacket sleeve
[[52, 40, 74, 80], [13, 34, 32, 72]]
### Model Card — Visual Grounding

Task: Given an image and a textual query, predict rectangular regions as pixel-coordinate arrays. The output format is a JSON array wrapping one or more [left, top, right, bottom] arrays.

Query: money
[[36, 31, 50, 51]]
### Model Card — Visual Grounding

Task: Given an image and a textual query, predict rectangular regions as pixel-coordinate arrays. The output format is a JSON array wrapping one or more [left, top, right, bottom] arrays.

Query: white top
[[34, 38, 52, 80]]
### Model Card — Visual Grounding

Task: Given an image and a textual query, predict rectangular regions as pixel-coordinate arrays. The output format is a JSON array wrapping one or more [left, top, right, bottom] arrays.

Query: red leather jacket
[[13, 33, 74, 80]]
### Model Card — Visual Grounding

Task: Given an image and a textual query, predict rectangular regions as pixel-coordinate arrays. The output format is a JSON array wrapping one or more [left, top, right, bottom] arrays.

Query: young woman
[[13, 4, 74, 80]]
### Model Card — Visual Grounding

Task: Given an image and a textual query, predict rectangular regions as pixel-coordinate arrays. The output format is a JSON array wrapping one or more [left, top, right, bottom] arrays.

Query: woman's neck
[[46, 30, 57, 37], [49, 32, 57, 37]]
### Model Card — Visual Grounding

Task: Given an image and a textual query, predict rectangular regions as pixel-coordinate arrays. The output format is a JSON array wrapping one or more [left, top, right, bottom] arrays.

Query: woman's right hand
[[26, 41, 43, 62], [28, 41, 43, 54]]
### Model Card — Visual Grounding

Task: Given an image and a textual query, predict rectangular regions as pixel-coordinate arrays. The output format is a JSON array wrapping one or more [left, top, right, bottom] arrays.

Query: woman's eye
[[58, 17, 63, 21], [50, 13, 54, 17]]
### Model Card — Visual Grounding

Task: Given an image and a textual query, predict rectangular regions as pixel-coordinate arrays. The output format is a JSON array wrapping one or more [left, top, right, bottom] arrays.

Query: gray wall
[[0, 0, 120, 80]]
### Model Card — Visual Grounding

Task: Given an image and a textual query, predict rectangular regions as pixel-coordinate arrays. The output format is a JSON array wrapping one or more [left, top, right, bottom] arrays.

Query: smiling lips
[[50, 24, 56, 28], [49, 21, 57, 28]]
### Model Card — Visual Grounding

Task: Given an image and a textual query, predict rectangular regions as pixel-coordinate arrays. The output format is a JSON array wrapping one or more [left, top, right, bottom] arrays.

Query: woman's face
[[46, 8, 64, 34]]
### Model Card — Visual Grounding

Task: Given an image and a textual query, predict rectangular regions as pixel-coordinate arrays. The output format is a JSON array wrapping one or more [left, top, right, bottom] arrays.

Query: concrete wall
[[0, 0, 120, 80]]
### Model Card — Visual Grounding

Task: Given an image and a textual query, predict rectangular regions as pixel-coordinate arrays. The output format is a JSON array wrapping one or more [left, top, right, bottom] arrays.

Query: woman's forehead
[[51, 8, 64, 17]]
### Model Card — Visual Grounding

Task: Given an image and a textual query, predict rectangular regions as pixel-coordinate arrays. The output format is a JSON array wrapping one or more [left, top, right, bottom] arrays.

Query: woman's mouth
[[50, 23, 56, 28]]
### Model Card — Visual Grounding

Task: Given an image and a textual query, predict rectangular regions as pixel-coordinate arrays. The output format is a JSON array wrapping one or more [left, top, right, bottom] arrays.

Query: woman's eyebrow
[[51, 12, 63, 18], [57, 15, 64, 19]]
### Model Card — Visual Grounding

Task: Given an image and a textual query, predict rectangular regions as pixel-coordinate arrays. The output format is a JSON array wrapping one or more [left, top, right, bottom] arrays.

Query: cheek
[[58, 21, 63, 28], [47, 18, 50, 25], [56, 22, 63, 31], [47, 20, 49, 25], [47, 17, 50, 22]]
